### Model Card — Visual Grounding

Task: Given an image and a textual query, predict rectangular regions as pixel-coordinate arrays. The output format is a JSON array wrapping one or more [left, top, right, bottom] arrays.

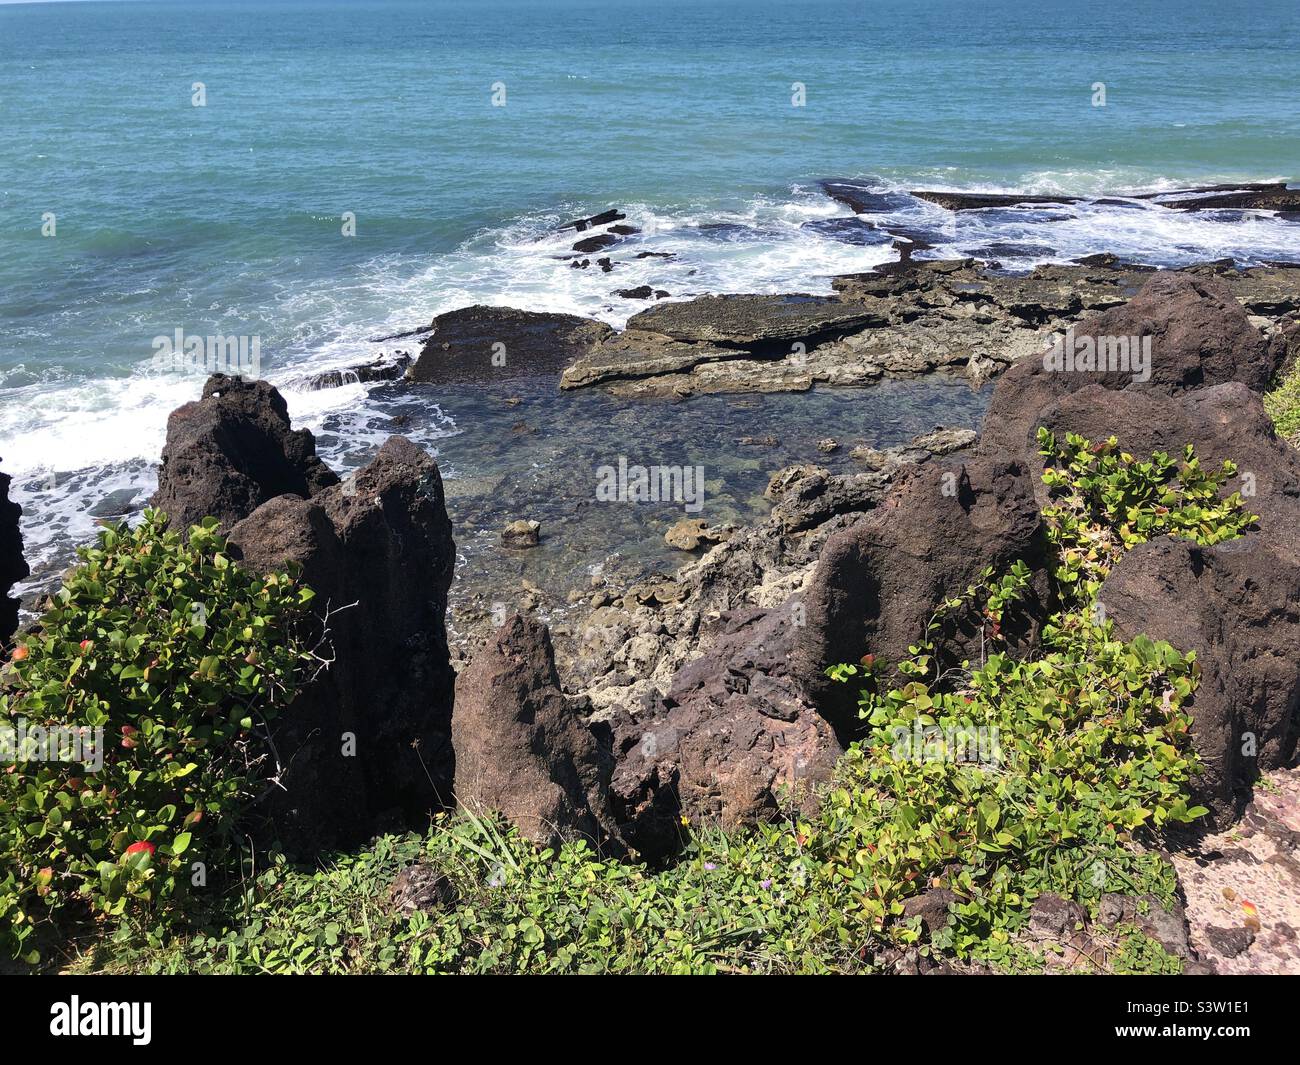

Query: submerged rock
[[501, 519, 541, 547]]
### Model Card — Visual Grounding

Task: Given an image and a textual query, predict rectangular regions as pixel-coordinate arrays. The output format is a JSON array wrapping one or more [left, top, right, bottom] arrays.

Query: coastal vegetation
[[7, 433, 1253, 974]]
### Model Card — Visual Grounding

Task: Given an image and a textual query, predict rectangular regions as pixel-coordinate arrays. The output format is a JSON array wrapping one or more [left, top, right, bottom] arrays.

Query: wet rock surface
[[408, 304, 613, 386]]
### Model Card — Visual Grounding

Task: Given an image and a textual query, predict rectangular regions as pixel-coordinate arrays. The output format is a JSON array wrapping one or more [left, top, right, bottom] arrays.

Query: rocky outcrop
[[559, 260, 1140, 398], [296, 351, 412, 391], [610, 606, 843, 858], [1159, 183, 1300, 212], [622, 294, 881, 348], [1, 461, 27, 645], [1101, 536, 1300, 823], [152, 374, 338, 531], [226, 436, 457, 853], [979, 272, 1286, 464], [151, 375, 456, 854], [910, 190, 1081, 211], [452, 614, 621, 850], [793, 455, 1051, 731], [408, 305, 613, 386]]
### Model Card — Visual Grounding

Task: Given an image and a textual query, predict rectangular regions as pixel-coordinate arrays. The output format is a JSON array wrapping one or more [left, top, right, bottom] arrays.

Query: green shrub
[[1037, 427, 1255, 612], [815, 431, 1255, 960], [1264, 358, 1300, 442], [0, 510, 318, 963]]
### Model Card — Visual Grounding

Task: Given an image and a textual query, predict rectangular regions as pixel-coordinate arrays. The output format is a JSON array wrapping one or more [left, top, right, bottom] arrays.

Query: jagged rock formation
[[156, 376, 456, 854], [452, 614, 621, 851], [609, 606, 843, 859], [793, 270, 1300, 823], [152, 374, 338, 531]]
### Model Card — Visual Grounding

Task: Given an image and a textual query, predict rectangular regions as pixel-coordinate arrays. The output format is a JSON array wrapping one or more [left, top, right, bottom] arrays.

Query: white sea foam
[[5, 175, 1299, 601]]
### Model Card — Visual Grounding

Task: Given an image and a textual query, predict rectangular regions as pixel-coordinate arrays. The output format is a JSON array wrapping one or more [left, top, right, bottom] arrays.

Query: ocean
[[2, 0, 1299, 602]]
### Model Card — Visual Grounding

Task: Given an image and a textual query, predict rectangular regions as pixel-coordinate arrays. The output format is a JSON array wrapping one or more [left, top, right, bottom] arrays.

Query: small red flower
[[79, 639, 93, 652], [10, 645, 27, 662], [124, 841, 155, 859]]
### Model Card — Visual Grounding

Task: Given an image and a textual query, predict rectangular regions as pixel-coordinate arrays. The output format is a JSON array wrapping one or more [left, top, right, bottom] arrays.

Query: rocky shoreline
[[4, 234, 1300, 971]]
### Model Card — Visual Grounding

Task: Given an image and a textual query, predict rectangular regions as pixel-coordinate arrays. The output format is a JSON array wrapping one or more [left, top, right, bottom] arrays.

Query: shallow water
[[3, 0, 1298, 616]]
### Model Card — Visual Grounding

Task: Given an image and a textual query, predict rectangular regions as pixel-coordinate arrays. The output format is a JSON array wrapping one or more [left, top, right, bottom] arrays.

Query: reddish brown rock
[[979, 272, 1286, 463], [793, 456, 1050, 731], [611, 606, 843, 858], [452, 614, 621, 851]]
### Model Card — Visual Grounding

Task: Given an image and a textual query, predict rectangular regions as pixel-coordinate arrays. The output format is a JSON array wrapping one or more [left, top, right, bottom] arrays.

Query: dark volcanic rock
[[979, 272, 1285, 463], [911, 190, 1081, 211], [1, 461, 28, 645], [801, 217, 895, 245], [1159, 184, 1300, 212], [298, 352, 412, 391], [819, 179, 915, 215], [573, 233, 620, 254], [453, 614, 621, 850], [794, 456, 1050, 731], [225, 435, 457, 854], [1100, 536, 1300, 824], [559, 208, 626, 232], [151, 374, 339, 532], [623, 293, 880, 348], [408, 305, 614, 385], [611, 605, 843, 858]]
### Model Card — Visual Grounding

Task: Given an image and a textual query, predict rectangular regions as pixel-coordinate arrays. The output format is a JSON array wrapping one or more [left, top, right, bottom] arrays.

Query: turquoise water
[[2, 0, 1299, 591]]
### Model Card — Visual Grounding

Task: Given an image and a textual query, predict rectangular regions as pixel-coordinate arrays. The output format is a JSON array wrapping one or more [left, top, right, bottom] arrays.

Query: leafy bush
[[815, 623, 1201, 957], [1264, 358, 1300, 442], [1037, 427, 1255, 611], [0, 510, 318, 963], [813, 432, 1255, 961]]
